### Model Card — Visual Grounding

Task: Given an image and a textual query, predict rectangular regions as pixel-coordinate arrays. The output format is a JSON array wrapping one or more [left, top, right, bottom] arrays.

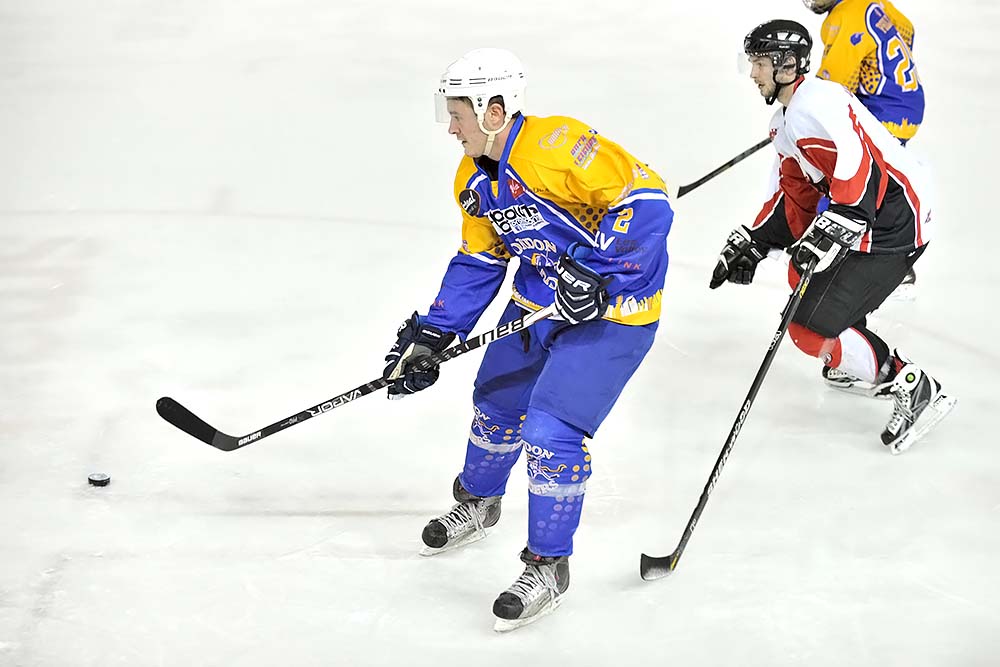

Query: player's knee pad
[[520, 407, 591, 499], [461, 399, 526, 498], [788, 322, 840, 365], [468, 398, 525, 456]]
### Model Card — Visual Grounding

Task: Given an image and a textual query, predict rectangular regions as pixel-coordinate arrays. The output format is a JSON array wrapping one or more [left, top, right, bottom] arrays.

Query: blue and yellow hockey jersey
[[424, 114, 673, 338], [816, 0, 925, 140]]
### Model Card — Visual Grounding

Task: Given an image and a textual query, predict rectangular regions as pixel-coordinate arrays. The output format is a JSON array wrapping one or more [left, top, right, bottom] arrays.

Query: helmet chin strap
[[766, 66, 797, 105], [478, 115, 513, 157]]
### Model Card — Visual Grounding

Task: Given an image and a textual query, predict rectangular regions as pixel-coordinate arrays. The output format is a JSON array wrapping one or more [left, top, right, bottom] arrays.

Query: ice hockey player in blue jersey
[[381, 48, 673, 631]]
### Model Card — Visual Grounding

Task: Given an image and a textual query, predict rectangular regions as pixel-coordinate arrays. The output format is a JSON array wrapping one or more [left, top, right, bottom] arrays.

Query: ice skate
[[888, 266, 917, 302], [877, 353, 956, 454], [822, 365, 881, 398], [419, 476, 501, 556], [492, 548, 569, 632]]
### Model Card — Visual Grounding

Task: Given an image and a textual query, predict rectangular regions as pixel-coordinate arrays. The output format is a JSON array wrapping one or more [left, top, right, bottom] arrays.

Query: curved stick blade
[[156, 397, 222, 447], [639, 552, 677, 581]]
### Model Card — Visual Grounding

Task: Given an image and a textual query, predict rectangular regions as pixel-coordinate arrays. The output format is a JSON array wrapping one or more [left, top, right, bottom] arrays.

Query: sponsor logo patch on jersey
[[570, 133, 600, 169], [510, 236, 557, 255], [459, 188, 481, 216], [487, 203, 548, 235], [507, 179, 525, 199], [538, 125, 569, 149], [850, 32, 864, 45]]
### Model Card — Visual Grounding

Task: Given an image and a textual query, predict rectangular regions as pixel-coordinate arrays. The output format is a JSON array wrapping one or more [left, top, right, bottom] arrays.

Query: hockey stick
[[156, 304, 556, 452], [676, 138, 772, 198], [640, 259, 817, 580]]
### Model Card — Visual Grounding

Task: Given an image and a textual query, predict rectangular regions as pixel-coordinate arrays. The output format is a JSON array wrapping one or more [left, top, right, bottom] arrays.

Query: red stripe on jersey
[[778, 157, 818, 239], [859, 227, 873, 252], [885, 163, 924, 246], [827, 105, 889, 208], [796, 137, 837, 178], [753, 190, 783, 229]]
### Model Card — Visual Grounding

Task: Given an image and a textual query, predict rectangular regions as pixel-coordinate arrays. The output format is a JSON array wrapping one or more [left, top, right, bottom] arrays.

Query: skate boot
[[419, 476, 501, 556], [877, 352, 957, 454], [822, 365, 880, 398], [492, 548, 570, 632], [889, 266, 917, 301]]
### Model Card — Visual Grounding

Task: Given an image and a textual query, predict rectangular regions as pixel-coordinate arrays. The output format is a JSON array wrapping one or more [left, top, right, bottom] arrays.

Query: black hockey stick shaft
[[157, 305, 556, 452], [676, 138, 773, 198], [640, 260, 817, 580]]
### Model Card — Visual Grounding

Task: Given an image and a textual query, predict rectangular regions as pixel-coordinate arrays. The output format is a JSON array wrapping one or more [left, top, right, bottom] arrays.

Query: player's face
[[748, 54, 797, 99], [446, 99, 488, 157], [748, 56, 778, 99]]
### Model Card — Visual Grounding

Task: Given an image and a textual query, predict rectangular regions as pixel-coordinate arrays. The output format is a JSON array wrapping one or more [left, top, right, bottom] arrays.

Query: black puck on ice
[[88, 473, 111, 487]]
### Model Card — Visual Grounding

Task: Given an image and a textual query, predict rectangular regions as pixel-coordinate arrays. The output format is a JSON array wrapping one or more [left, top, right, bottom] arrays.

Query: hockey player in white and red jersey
[[709, 19, 955, 453]]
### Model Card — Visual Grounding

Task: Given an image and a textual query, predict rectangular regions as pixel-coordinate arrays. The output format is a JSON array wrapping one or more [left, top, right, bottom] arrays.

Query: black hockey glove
[[383, 313, 455, 399], [791, 210, 867, 274], [554, 243, 611, 325], [709, 226, 768, 289]]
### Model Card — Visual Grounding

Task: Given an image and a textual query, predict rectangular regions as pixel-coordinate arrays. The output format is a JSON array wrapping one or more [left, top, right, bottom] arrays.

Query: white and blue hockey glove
[[791, 210, 867, 274], [383, 313, 455, 399], [553, 243, 611, 325]]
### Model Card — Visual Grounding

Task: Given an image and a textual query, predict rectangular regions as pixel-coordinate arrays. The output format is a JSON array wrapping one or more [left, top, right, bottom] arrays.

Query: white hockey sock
[[832, 327, 879, 384]]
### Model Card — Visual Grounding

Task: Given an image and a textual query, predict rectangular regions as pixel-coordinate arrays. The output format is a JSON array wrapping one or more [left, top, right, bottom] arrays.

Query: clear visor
[[434, 92, 449, 123], [737, 52, 754, 76]]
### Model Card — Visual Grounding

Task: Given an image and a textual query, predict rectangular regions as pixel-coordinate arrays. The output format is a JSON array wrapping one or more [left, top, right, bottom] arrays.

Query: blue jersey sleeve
[[423, 252, 508, 339], [588, 192, 673, 324]]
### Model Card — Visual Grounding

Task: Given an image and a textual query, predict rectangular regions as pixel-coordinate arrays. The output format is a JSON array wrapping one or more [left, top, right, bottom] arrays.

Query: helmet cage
[[743, 21, 813, 76]]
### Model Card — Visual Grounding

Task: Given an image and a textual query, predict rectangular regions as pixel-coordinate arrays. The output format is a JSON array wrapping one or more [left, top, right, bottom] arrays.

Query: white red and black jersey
[[751, 76, 932, 255]]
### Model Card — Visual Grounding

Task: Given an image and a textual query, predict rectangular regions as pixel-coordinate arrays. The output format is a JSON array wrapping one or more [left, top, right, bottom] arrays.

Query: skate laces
[[825, 367, 855, 381], [887, 388, 915, 432], [507, 562, 560, 607], [437, 500, 487, 538], [887, 375, 919, 434]]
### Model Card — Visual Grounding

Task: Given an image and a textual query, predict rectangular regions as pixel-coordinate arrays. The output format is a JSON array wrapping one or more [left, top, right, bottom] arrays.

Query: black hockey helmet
[[744, 19, 813, 75]]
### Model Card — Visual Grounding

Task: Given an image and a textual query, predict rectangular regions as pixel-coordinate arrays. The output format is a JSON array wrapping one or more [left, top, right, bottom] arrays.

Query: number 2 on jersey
[[886, 36, 919, 92]]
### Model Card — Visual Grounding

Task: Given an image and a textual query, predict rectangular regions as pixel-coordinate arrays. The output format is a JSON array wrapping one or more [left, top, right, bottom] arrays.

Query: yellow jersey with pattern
[[816, 0, 924, 140], [424, 114, 674, 336]]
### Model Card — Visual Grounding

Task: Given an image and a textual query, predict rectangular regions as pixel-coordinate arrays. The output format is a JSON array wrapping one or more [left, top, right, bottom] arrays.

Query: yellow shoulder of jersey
[[818, 0, 876, 91], [452, 156, 508, 259], [881, 0, 915, 46], [508, 115, 667, 212]]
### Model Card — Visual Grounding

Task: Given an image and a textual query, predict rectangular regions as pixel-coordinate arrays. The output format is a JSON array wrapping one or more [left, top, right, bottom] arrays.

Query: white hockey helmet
[[434, 48, 527, 124], [802, 0, 838, 14]]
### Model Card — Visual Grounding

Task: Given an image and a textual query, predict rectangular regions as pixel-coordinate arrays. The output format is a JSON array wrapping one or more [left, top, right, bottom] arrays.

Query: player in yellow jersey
[[804, 0, 924, 286], [381, 48, 673, 631], [805, 0, 924, 142]]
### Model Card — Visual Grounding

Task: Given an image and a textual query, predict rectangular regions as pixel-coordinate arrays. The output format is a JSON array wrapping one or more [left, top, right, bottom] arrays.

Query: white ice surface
[[1, 1, 998, 665]]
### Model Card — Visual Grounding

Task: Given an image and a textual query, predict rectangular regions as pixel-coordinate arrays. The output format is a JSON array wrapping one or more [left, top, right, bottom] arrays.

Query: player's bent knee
[[469, 398, 525, 453], [521, 408, 591, 498], [788, 322, 838, 361]]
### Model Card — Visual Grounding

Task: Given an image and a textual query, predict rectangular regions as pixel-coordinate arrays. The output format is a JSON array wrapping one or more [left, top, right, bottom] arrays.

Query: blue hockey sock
[[521, 408, 591, 557], [458, 401, 525, 498]]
